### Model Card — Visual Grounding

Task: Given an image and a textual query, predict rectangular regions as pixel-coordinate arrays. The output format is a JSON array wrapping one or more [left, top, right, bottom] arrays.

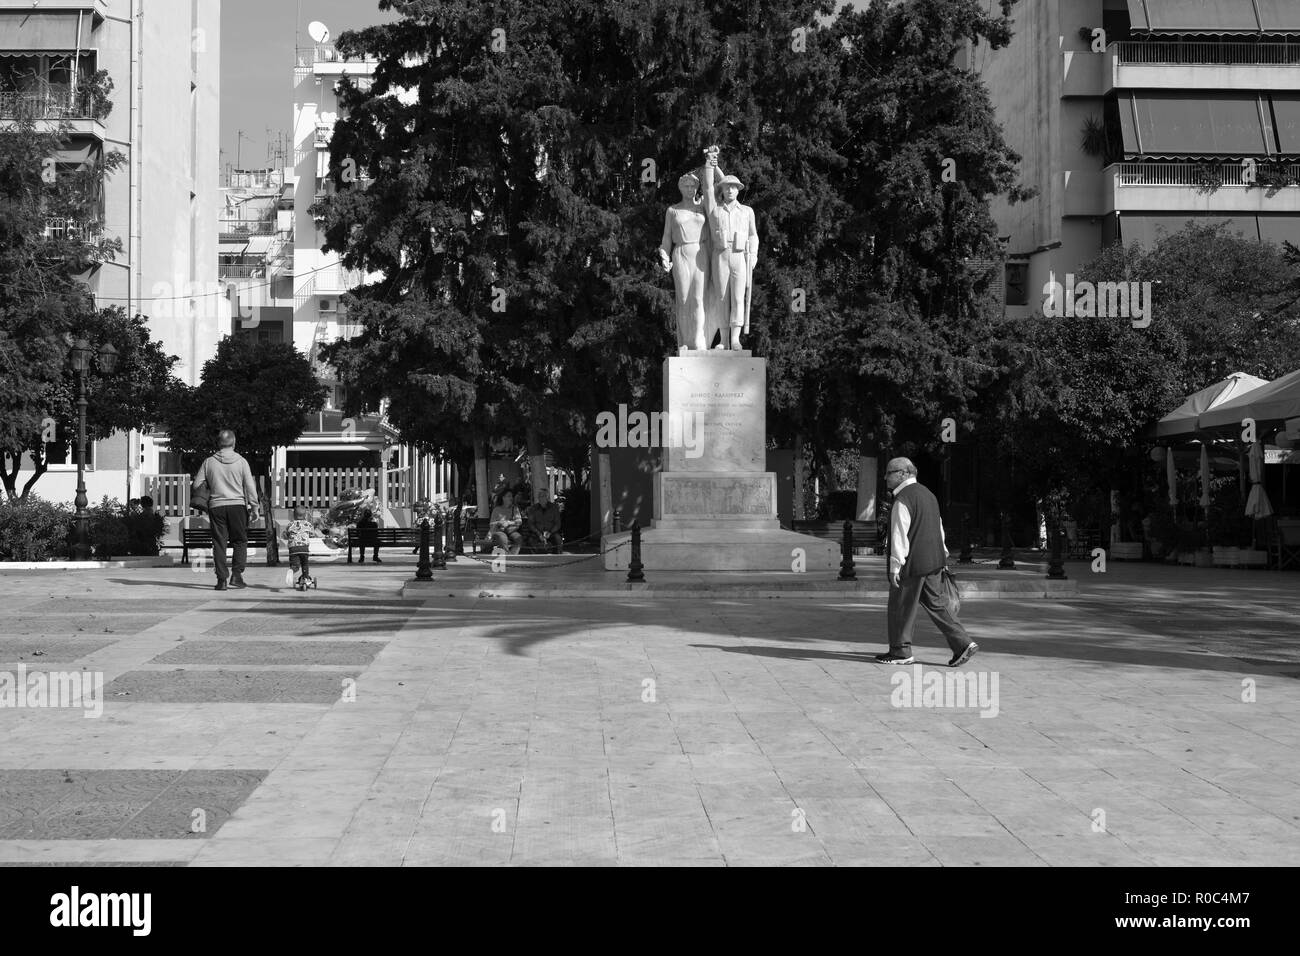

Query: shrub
[[86, 496, 130, 560], [0, 496, 74, 561], [817, 490, 859, 520], [124, 511, 167, 556]]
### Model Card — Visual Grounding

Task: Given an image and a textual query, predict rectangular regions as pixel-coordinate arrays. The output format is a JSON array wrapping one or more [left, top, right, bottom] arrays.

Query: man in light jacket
[[877, 457, 978, 667], [192, 430, 260, 590]]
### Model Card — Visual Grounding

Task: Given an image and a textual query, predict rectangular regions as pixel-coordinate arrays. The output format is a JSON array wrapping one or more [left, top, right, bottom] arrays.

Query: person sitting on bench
[[355, 508, 382, 563], [526, 488, 563, 554], [490, 490, 524, 555]]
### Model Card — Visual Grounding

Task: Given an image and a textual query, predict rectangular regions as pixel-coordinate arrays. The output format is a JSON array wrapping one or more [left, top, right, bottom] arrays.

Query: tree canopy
[[0, 81, 178, 501]]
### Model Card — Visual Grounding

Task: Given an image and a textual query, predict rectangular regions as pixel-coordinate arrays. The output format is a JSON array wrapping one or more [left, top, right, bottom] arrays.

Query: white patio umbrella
[[1165, 446, 1177, 506], [1245, 441, 1273, 520]]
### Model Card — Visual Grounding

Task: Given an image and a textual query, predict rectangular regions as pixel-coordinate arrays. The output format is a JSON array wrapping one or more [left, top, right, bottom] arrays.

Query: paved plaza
[[0, 553, 1296, 866]]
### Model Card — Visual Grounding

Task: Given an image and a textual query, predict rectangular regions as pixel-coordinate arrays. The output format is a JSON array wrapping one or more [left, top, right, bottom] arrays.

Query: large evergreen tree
[[316, 0, 1027, 501]]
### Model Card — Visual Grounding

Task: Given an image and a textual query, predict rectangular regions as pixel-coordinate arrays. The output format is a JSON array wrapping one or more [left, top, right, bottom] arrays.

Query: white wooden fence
[[145, 464, 454, 517]]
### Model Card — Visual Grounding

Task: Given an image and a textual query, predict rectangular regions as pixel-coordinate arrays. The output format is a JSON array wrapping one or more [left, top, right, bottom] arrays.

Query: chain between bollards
[[838, 519, 856, 581], [626, 520, 645, 583], [415, 518, 433, 581]]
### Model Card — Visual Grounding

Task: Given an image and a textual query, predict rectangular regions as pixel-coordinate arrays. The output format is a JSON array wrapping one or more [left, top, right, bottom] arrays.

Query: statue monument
[[603, 147, 837, 572]]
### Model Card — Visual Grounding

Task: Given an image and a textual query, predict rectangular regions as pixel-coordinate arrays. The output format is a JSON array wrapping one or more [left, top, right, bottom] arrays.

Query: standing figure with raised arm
[[701, 146, 758, 350]]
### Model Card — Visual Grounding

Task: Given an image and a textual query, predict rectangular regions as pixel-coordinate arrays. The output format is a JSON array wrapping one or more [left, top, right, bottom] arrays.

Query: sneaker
[[949, 642, 979, 667], [875, 652, 914, 665], [214, 580, 228, 591], [230, 573, 248, 589]]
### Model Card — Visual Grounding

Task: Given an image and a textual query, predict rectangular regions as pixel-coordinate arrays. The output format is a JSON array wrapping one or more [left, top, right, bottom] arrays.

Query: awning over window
[[1272, 98, 1300, 155], [1120, 214, 1260, 247], [0, 12, 91, 50], [1118, 93, 1271, 157], [218, 239, 249, 253], [1129, 0, 1300, 32], [1258, 216, 1300, 248]]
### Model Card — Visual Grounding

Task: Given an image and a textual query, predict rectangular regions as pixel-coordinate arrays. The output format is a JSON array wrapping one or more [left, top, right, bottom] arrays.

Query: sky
[[219, 0, 878, 173], [219, 0, 397, 172]]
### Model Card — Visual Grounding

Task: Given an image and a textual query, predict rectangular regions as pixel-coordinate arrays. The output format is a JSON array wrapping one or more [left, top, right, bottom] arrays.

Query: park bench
[[346, 527, 421, 563], [180, 527, 270, 563], [790, 519, 879, 553]]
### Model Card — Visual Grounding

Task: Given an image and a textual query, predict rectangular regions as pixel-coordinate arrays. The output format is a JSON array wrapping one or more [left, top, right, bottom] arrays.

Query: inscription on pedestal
[[660, 474, 775, 517], [664, 357, 765, 472]]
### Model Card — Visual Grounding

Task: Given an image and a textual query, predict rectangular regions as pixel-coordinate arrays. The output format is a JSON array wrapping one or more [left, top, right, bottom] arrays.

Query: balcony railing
[[0, 90, 104, 121], [219, 220, 277, 240], [42, 217, 100, 241], [315, 126, 332, 146], [1114, 41, 1300, 66], [1113, 162, 1300, 188], [294, 44, 378, 68], [218, 262, 266, 279]]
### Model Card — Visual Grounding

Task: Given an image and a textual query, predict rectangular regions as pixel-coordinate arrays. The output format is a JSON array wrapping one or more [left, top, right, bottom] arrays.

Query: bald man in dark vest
[[876, 457, 978, 667]]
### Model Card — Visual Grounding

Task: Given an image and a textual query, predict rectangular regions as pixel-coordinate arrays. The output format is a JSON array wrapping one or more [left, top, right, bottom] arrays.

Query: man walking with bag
[[876, 457, 978, 667], [191, 430, 260, 590]]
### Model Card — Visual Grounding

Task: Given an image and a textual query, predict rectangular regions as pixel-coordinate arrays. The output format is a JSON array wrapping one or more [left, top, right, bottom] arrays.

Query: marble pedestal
[[603, 354, 837, 571]]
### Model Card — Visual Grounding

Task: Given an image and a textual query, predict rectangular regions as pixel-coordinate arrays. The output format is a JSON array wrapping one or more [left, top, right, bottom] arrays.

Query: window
[[235, 319, 284, 345], [43, 421, 95, 470], [1005, 262, 1030, 307]]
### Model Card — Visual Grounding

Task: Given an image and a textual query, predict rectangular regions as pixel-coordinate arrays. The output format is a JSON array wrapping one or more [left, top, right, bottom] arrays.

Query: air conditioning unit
[[319, 298, 336, 315]]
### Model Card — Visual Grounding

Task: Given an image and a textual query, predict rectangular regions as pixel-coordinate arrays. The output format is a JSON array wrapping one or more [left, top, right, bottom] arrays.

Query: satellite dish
[[307, 21, 330, 44]]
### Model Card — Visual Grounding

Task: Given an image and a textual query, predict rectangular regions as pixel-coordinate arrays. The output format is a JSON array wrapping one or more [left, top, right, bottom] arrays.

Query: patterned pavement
[[0, 556, 1296, 866]]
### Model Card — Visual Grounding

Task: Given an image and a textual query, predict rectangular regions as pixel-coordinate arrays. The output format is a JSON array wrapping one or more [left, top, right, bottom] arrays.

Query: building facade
[[1, 0, 223, 504], [968, 0, 1300, 320]]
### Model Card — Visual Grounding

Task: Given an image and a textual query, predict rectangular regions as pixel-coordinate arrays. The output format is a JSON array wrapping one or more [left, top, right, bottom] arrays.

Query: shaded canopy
[[1198, 369, 1300, 433], [1151, 372, 1267, 440]]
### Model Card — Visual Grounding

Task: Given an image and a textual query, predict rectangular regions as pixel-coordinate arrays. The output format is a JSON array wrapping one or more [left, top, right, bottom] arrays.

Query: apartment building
[[968, 0, 1300, 319], [0, 0, 222, 502]]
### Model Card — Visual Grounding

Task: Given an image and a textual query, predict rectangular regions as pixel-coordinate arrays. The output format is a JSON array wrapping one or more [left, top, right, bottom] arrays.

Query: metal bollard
[[450, 503, 464, 559], [998, 511, 1016, 570], [626, 520, 645, 583], [838, 519, 856, 581], [959, 512, 973, 564], [1047, 522, 1067, 579], [613, 509, 623, 534], [432, 510, 447, 570], [415, 518, 433, 581]]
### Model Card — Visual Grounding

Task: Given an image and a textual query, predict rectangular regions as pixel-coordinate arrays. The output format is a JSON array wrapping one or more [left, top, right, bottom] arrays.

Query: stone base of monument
[[601, 471, 839, 571], [602, 525, 839, 572]]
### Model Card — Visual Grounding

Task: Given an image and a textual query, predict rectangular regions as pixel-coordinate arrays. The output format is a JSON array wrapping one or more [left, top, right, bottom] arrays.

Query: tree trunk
[[526, 426, 546, 503]]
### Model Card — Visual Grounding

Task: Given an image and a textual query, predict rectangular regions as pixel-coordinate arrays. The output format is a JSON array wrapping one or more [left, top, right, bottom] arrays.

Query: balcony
[[218, 220, 277, 242], [294, 43, 377, 77], [315, 125, 331, 147], [42, 216, 99, 242], [1105, 162, 1300, 214], [1109, 41, 1300, 91], [0, 89, 106, 124], [218, 262, 266, 279]]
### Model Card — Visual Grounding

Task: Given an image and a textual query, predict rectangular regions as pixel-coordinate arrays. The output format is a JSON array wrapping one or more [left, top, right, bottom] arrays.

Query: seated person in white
[[489, 491, 524, 555]]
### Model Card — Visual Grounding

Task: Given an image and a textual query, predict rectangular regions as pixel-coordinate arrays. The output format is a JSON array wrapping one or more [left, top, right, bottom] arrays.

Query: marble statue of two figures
[[658, 147, 758, 354]]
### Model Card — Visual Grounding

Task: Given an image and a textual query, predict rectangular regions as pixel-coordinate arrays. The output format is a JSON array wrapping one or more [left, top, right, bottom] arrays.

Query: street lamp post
[[70, 339, 118, 561]]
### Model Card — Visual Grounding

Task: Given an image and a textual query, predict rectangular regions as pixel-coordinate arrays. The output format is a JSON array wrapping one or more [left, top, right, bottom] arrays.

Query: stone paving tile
[[4, 616, 168, 635], [0, 638, 116, 662], [149, 640, 385, 665], [103, 669, 361, 703]]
